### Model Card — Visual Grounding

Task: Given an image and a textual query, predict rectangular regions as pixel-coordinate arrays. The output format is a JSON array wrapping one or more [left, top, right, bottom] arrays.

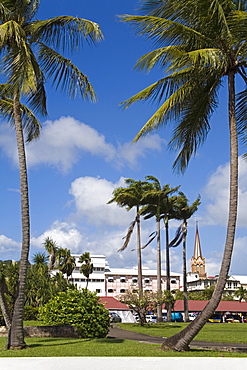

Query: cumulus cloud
[[203, 158, 247, 226], [0, 235, 21, 260], [0, 116, 165, 172], [69, 176, 135, 227]]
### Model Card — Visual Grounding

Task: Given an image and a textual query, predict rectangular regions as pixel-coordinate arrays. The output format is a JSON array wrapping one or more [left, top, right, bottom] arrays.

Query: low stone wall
[[24, 325, 80, 338], [0, 325, 80, 338]]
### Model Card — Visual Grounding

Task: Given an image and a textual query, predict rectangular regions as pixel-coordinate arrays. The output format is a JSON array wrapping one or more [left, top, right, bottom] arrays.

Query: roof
[[173, 300, 247, 313], [99, 296, 130, 311]]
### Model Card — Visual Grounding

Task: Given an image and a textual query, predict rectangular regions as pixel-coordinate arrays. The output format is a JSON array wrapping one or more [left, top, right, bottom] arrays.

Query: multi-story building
[[67, 254, 182, 297]]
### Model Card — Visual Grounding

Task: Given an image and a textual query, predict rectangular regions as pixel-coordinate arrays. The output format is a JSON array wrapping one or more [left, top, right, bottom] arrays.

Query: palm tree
[[57, 248, 76, 280], [0, 0, 103, 349], [79, 252, 94, 290], [108, 178, 151, 299], [43, 237, 58, 271], [234, 286, 247, 302], [120, 0, 245, 350], [171, 192, 201, 322], [141, 176, 179, 322]]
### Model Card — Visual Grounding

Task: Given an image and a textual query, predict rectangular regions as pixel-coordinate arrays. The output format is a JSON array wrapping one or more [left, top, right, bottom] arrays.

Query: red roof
[[173, 300, 247, 313], [99, 296, 130, 310]]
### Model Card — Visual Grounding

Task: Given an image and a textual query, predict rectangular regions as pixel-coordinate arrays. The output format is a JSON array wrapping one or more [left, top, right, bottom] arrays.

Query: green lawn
[[118, 322, 247, 343], [0, 322, 246, 357]]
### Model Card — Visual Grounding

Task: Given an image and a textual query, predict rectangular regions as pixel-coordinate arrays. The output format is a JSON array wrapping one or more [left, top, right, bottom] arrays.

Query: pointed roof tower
[[191, 223, 206, 278]]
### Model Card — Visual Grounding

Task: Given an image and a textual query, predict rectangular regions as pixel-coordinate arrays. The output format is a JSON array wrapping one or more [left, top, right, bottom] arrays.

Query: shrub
[[38, 289, 110, 338], [24, 305, 39, 320]]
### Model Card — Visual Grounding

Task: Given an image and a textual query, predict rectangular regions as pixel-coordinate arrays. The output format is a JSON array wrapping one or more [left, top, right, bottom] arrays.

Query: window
[[108, 277, 114, 282], [171, 280, 176, 284], [108, 289, 114, 293], [227, 281, 232, 288], [120, 289, 126, 293], [233, 282, 238, 289], [144, 277, 150, 284], [120, 277, 126, 283], [96, 289, 101, 293], [132, 278, 138, 284]]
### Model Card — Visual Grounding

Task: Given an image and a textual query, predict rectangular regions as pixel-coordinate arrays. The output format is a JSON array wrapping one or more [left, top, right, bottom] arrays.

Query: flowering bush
[[38, 289, 110, 338]]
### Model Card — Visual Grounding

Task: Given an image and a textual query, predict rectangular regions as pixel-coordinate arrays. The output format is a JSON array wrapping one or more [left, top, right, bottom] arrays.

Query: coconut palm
[[108, 178, 152, 299], [0, 0, 102, 349], [170, 192, 201, 322], [120, 0, 246, 350], [234, 286, 247, 302], [79, 252, 94, 290], [141, 176, 179, 322]]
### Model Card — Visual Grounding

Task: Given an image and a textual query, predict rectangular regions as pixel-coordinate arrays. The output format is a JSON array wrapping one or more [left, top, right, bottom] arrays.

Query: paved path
[[108, 326, 247, 353]]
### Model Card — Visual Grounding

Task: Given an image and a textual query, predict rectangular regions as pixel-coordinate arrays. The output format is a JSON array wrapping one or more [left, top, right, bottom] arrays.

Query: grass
[[118, 322, 247, 344], [0, 322, 246, 357]]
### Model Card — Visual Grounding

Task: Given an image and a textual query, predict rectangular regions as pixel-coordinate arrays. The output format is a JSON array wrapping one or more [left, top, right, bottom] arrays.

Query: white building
[[67, 254, 182, 297]]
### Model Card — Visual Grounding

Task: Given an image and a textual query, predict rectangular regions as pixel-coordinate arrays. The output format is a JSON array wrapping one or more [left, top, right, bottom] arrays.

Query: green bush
[[24, 305, 39, 320], [38, 289, 110, 338]]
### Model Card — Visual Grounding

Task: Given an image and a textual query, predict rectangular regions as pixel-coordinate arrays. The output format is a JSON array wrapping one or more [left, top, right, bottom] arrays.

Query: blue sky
[[0, 0, 247, 276]]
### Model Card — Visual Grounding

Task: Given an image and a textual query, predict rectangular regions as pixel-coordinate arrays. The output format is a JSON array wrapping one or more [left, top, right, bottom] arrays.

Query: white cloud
[[0, 116, 165, 172], [69, 176, 135, 227], [203, 158, 247, 226], [0, 235, 21, 260]]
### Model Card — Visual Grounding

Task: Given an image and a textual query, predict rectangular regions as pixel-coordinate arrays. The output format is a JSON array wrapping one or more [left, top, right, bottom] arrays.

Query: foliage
[[38, 289, 110, 338], [23, 306, 39, 321], [79, 252, 94, 289]]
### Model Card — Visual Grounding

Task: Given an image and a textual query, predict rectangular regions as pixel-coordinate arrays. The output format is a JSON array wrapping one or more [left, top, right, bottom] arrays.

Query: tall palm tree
[[57, 248, 76, 280], [79, 252, 94, 290], [141, 175, 179, 322], [108, 179, 151, 298], [0, 0, 103, 349], [171, 192, 201, 322], [120, 0, 246, 350]]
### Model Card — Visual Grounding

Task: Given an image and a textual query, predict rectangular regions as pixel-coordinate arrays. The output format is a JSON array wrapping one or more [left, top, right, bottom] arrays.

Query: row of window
[[108, 277, 177, 284], [73, 267, 105, 272], [107, 288, 152, 293], [70, 278, 104, 283]]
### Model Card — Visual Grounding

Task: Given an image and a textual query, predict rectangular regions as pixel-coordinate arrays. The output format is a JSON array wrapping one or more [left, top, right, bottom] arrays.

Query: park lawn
[[0, 336, 247, 358], [118, 322, 247, 344]]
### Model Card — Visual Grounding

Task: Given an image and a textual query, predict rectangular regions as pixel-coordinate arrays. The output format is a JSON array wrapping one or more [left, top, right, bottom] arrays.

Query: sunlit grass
[[0, 337, 246, 358], [118, 322, 247, 343]]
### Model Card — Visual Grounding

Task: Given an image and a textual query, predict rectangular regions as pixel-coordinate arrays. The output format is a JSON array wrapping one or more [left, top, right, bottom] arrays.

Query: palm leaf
[[118, 218, 137, 252]]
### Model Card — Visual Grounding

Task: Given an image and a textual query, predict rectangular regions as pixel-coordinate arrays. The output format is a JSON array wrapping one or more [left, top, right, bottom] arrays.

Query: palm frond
[[37, 43, 96, 101], [29, 16, 103, 51], [141, 231, 157, 249], [118, 218, 137, 252]]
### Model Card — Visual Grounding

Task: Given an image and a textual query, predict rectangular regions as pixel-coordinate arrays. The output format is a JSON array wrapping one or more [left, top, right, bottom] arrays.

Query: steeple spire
[[191, 223, 206, 278]]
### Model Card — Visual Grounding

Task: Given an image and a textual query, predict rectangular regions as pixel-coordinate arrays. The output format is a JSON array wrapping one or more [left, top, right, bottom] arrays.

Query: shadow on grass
[[27, 338, 94, 348]]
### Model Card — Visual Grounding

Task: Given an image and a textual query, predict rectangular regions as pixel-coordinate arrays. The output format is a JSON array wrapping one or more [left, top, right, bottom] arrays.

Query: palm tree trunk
[[165, 217, 172, 322], [7, 94, 30, 349], [183, 221, 189, 322], [136, 207, 143, 296], [156, 217, 163, 322], [0, 278, 12, 329], [162, 71, 238, 351]]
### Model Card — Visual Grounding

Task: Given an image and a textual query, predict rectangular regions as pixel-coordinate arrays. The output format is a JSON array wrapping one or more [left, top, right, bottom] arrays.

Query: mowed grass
[[0, 322, 246, 357], [118, 322, 247, 343]]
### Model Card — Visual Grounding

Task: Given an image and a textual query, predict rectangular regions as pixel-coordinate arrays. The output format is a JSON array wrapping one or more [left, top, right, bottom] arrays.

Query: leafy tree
[[118, 0, 247, 349], [79, 252, 94, 290], [39, 289, 110, 338], [43, 237, 58, 271], [0, 0, 103, 349]]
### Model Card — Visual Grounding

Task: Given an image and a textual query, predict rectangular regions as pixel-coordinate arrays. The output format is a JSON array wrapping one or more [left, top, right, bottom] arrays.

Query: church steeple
[[191, 223, 206, 278]]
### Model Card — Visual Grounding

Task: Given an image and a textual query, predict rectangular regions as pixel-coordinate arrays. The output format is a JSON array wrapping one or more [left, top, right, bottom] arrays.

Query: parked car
[[225, 314, 242, 323], [109, 312, 122, 323], [208, 313, 222, 323], [162, 312, 183, 322]]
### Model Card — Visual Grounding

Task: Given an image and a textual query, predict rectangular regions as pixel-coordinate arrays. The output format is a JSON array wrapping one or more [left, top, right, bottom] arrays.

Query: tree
[[57, 248, 76, 280], [0, 0, 102, 349], [108, 179, 151, 298], [43, 237, 58, 271], [141, 175, 179, 322], [79, 252, 94, 290], [234, 286, 247, 302], [119, 0, 244, 350], [171, 192, 200, 322]]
